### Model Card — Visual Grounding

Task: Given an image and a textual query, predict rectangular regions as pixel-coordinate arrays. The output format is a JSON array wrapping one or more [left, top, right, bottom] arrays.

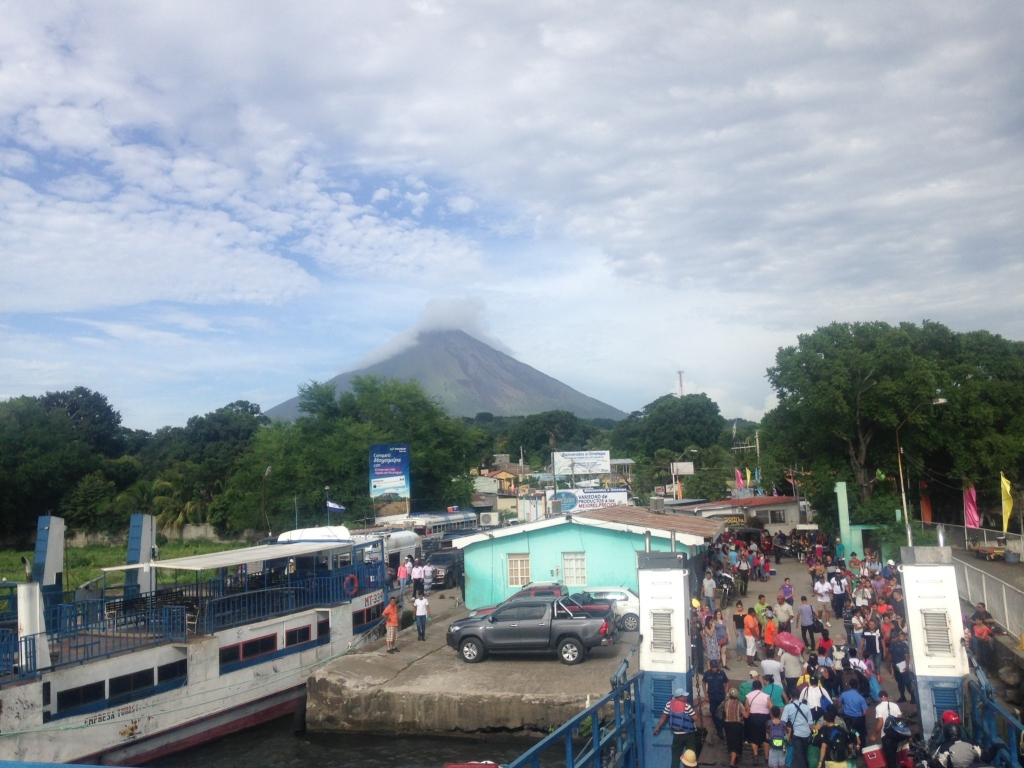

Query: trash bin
[[1006, 552, 1021, 565]]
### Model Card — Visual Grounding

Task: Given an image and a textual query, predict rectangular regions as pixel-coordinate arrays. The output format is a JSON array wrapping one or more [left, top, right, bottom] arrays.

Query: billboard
[[671, 462, 695, 476], [545, 488, 628, 513], [369, 444, 411, 500], [552, 451, 611, 476]]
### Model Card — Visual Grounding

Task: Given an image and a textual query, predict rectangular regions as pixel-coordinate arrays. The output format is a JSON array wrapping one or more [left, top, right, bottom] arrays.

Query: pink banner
[[735, 468, 744, 489], [964, 484, 979, 529]]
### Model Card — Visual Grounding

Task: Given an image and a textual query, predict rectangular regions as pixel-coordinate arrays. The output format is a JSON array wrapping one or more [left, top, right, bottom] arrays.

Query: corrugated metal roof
[[579, 506, 725, 538], [672, 496, 798, 512], [101, 540, 356, 573]]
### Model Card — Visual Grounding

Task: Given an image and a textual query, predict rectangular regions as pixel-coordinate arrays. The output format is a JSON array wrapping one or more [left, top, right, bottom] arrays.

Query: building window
[[562, 552, 586, 587], [508, 554, 531, 586], [769, 510, 786, 524]]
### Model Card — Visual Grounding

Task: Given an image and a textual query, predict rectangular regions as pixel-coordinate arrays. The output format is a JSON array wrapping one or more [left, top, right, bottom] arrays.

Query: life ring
[[343, 574, 359, 597]]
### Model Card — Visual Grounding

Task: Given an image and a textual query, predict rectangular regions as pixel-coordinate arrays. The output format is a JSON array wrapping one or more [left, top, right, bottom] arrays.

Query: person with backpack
[[872, 690, 903, 768], [766, 706, 788, 767], [653, 687, 698, 768], [837, 679, 869, 748], [813, 706, 854, 768], [782, 697, 814, 768], [798, 674, 832, 721]]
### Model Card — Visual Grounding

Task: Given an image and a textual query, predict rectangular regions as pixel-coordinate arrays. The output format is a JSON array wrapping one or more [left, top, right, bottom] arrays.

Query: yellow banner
[[1003, 473, 1014, 533], [746, 468, 752, 489]]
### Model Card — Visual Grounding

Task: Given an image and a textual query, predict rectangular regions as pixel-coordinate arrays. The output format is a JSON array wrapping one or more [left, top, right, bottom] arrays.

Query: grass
[[0, 540, 249, 590]]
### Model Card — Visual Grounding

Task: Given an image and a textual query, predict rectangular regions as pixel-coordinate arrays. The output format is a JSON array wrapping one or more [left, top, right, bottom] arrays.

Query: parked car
[[427, 549, 464, 589], [468, 582, 568, 617], [446, 597, 616, 665], [583, 587, 640, 632]]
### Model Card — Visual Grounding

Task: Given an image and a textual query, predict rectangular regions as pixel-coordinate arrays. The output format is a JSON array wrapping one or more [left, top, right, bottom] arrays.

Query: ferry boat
[[0, 514, 389, 765]]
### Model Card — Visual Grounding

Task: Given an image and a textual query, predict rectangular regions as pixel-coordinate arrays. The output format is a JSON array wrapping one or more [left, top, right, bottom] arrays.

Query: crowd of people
[[686, 532, 935, 768]]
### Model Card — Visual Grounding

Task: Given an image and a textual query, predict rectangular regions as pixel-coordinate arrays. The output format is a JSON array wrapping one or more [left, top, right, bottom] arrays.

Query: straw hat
[[681, 749, 699, 767]]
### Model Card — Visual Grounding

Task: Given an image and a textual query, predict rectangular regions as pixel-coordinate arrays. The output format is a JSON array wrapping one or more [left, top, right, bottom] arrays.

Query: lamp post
[[325, 486, 331, 526], [261, 466, 273, 538], [896, 398, 947, 546]]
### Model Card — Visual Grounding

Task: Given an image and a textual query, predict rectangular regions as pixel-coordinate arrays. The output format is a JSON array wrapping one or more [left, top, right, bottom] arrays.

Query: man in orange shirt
[[744, 607, 761, 666], [382, 596, 401, 654], [763, 609, 778, 650]]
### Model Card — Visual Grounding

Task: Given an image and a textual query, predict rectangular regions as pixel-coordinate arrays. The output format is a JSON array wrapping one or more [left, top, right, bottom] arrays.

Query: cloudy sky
[[2, 2, 1022, 430]]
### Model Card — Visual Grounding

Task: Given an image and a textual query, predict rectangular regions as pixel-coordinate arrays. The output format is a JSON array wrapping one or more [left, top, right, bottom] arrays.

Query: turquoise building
[[453, 506, 724, 609]]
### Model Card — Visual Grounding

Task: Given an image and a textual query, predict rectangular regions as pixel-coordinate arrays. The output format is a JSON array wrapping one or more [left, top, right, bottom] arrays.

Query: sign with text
[[545, 488, 628, 513], [552, 451, 611, 476], [369, 444, 410, 499], [671, 462, 695, 476]]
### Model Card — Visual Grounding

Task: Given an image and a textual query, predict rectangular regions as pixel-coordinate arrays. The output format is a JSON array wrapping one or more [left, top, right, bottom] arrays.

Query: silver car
[[586, 587, 640, 632]]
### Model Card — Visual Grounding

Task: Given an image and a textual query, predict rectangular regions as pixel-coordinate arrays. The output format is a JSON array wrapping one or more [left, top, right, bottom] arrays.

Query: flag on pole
[[1002, 473, 1014, 533], [745, 468, 752, 489], [919, 480, 933, 523], [964, 483, 979, 529], [735, 468, 744, 489], [772, 483, 779, 497], [327, 500, 346, 512]]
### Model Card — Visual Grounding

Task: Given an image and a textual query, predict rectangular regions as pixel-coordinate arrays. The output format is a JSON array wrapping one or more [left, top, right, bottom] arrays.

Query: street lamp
[[261, 466, 273, 538], [897, 398, 947, 545], [325, 486, 331, 525]]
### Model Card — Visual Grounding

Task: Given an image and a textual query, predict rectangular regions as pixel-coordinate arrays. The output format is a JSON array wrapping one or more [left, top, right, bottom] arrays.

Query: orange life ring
[[343, 573, 359, 597]]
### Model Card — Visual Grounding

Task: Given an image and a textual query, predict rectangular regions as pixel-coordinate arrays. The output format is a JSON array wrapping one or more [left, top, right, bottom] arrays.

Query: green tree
[[39, 386, 126, 457], [612, 393, 725, 458], [62, 471, 117, 531]]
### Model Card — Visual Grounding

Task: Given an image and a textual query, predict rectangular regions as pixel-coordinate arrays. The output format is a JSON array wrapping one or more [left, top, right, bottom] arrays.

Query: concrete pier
[[306, 588, 634, 735]]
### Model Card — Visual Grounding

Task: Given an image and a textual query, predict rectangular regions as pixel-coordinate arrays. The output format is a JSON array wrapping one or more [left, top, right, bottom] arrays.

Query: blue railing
[[1, 607, 186, 686], [508, 672, 643, 768], [964, 675, 1024, 768], [197, 562, 386, 635], [0, 584, 17, 623], [45, 599, 104, 635]]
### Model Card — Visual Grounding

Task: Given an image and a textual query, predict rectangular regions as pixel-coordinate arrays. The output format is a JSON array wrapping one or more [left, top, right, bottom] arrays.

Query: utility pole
[[678, 370, 684, 398], [294, 495, 298, 531], [325, 485, 331, 526]]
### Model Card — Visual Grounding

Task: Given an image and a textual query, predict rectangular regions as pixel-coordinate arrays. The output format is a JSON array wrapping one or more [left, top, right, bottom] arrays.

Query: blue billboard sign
[[369, 443, 411, 500]]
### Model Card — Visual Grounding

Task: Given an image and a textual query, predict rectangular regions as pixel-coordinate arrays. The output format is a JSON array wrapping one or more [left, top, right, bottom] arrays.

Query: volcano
[[265, 329, 626, 421]]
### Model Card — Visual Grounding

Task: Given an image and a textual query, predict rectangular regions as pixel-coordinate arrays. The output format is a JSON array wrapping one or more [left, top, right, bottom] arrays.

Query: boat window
[[286, 626, 312, 647], [42, 682, 50, 706], [56, 681, 105, 712], [219, 645, 241, 665], [158, 659, 188, 683], [242, 634, 278, 659], [318, 618, 330, 639], [109, 669, 154, 697]]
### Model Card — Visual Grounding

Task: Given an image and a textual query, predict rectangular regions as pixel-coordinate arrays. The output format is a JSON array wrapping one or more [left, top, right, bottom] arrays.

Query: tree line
[[2, 320, 1022, 541]]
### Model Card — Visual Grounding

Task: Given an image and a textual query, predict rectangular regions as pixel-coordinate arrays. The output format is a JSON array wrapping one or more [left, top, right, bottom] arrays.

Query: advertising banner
[[369, 443, 411, 499], [545, 488, 628, 513], [552, 451, 611, 476], [670, 462, 695, 476]]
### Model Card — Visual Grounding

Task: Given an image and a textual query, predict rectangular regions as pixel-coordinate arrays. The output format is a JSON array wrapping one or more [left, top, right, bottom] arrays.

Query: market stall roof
[[101, 541, 347, 573]]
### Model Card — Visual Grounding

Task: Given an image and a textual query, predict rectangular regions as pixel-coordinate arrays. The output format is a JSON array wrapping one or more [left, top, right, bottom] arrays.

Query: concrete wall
[[463, 523, 700, 609]]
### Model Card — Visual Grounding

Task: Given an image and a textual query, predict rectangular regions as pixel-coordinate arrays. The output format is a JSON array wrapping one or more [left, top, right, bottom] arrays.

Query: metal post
[[896, 430, 913, 547]]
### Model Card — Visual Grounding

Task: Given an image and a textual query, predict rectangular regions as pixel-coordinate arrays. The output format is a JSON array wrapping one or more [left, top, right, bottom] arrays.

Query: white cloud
[[1, 2, 1022, 427]]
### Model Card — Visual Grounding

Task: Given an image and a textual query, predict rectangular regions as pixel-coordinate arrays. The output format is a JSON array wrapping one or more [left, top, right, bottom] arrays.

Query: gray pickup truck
[[445, 597, 616, 665]]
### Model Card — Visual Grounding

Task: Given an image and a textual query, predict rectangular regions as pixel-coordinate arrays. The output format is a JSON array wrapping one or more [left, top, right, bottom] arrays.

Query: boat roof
[[101, 541, 348, 573]]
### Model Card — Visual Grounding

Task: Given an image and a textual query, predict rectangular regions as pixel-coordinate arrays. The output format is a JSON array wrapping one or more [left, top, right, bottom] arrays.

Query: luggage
[[862, 745, 886, 768], [777, 631, 806, 656]]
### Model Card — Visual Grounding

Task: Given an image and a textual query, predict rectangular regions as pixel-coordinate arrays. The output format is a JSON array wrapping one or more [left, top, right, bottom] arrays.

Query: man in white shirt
[[830, 572, 849, 620], [414, 594, 430, 640], [422, 562, 434, 595], [813, 574, 833, 627], [774, 595, 795, 633], [411, 561, 425, 597], [761, 649, 784, 689], [702, 572, 718, 612]]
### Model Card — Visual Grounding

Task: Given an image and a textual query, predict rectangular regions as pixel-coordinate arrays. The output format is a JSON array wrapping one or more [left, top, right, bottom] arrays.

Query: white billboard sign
[[545, 488, 629, 513], [671, 462, 695, 476], [553, 451, 611, 476]]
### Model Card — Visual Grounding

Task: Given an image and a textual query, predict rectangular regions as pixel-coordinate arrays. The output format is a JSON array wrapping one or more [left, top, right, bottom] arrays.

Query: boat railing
[[194, 562, 386, 635], [507, 671, 643, 768], [0, 607, 186, 687], [0, 583, 19, 623]]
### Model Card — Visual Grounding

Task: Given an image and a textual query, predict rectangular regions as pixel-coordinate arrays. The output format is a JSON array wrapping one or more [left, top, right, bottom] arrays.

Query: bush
[[401, 609, 415, 629]]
